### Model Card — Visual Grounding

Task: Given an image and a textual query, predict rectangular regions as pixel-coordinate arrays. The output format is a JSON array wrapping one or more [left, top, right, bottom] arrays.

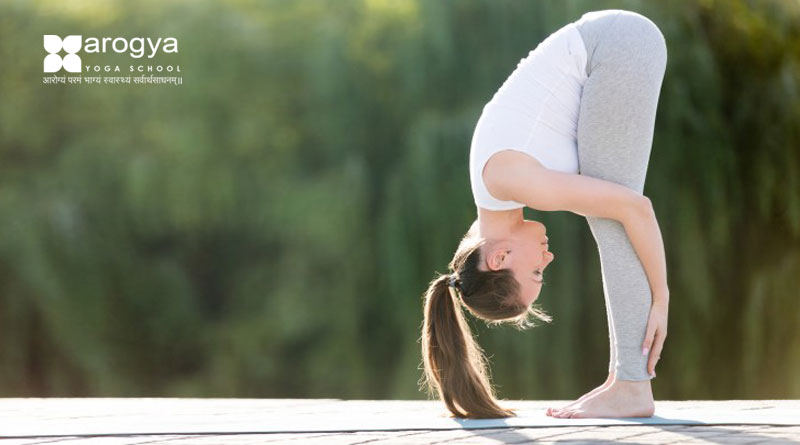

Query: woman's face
[[480, 218, 554, 306], [508, 220, 554, 306]]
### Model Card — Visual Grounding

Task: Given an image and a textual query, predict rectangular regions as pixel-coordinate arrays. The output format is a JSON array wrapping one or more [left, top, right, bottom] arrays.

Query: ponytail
[[420, 273, 516, 419]]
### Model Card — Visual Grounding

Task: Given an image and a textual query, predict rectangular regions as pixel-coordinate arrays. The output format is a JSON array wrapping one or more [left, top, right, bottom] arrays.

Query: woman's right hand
[[642, 300, 668, 377]]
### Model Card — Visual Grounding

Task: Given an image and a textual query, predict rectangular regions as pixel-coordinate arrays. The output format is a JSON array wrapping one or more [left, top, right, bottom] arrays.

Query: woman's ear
[[485, 246, 511, 271]]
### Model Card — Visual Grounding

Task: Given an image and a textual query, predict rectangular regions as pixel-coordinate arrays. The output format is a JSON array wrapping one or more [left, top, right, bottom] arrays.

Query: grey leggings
[[574, 10, 667, 381]]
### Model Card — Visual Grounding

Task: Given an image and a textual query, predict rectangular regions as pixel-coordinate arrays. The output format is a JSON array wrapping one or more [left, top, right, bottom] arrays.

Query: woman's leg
[[574, 10, 668, 381]]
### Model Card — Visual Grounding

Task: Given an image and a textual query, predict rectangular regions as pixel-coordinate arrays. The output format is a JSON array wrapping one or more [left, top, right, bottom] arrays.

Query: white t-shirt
[[469, 22, 588, 211]]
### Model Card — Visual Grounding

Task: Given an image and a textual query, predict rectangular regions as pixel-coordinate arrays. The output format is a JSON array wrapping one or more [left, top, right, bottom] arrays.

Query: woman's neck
[[476, 207, 524, 239]]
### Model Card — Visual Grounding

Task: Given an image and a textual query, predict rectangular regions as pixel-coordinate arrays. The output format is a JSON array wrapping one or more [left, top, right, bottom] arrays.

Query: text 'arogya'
[[82, 37, 178, 59]]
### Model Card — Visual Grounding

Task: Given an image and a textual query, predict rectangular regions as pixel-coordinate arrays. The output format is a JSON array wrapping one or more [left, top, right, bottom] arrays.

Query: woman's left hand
[[642, 301, 668, 377]]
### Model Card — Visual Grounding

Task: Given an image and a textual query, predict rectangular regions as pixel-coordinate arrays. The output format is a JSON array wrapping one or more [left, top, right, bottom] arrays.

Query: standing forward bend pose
[[420, 10, 670, 419]]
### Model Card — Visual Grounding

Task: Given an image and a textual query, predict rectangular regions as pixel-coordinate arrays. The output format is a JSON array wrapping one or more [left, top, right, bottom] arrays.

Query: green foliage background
[[1, 0, 798, 400]]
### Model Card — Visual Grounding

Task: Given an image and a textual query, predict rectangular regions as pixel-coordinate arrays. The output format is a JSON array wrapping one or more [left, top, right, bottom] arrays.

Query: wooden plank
[[0, 399, 797, 443]]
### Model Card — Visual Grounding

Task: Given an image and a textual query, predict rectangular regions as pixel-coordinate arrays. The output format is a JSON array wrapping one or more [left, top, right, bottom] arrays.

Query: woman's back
[[469, 21, 588, 211]]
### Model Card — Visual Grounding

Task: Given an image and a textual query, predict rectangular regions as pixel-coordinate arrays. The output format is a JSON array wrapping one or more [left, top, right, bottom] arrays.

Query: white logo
[[44, 35, 82, 73]]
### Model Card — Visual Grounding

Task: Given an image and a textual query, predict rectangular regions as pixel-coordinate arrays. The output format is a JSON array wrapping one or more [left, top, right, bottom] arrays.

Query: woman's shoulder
[[482, 149, 548, 202]]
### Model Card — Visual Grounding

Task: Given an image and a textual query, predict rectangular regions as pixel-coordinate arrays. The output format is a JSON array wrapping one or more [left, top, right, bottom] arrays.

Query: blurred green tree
[[0, 0, 797, 400]]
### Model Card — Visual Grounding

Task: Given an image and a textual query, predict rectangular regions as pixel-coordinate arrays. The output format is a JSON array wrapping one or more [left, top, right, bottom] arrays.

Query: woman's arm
[[620, 198, 670, 303], [485, 149, 669, 302], [485, 150, 646, 222]]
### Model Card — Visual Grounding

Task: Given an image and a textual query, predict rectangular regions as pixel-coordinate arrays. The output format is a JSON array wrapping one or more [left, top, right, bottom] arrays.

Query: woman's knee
[[614, 11, 667, 67], [577, 9, 667, 76]]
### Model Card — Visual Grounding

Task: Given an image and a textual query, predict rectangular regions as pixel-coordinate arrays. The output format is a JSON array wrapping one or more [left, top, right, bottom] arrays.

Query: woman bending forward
[[420, 9, 670, 419]]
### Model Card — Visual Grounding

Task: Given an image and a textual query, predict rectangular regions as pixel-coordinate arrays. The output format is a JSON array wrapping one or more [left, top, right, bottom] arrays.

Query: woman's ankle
[[610, 378, 652, 392]]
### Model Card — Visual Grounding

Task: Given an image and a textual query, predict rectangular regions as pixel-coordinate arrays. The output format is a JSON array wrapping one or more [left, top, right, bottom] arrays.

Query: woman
[[420, 9, 670, 419]]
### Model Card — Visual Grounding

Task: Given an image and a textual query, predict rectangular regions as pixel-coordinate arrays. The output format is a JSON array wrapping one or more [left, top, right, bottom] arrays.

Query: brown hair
[[419, 219, 552, 418]]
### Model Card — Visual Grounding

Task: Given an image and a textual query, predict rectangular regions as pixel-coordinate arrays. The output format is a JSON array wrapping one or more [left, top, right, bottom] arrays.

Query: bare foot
[[546, 372, 615, 417], [550, 379, 655, 418]]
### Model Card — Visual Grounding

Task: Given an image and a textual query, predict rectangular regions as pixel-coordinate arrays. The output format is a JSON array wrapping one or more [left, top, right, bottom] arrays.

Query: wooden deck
[[1, 399, 798, 444]]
